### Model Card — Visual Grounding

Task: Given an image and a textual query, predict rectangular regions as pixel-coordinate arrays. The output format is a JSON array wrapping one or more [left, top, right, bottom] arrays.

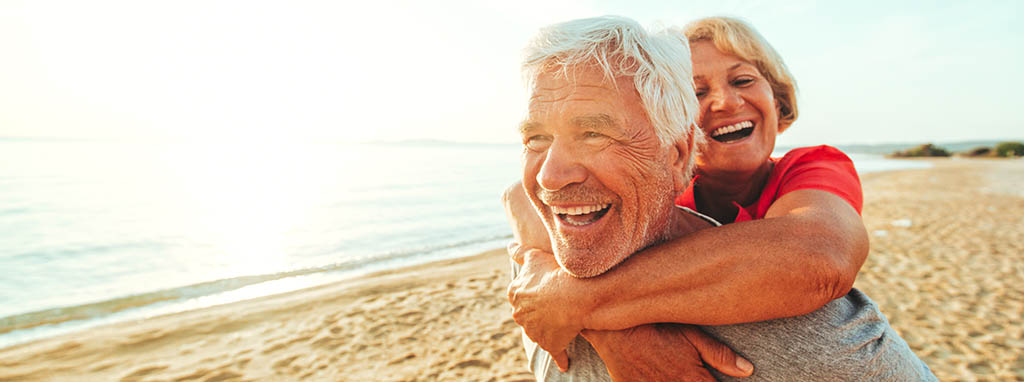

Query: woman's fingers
[[507, 241, 525, 265]]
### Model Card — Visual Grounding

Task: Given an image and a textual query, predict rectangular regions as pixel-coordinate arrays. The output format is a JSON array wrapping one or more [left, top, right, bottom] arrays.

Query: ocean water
[[0, 140, 929, 348]]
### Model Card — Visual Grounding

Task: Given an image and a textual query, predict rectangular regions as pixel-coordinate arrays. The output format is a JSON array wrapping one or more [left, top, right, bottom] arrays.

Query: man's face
[[520, 67, 687, 278]]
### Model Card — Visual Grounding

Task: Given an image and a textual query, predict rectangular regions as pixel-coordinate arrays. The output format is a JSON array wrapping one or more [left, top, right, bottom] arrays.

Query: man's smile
[[550, 203, 612, 226]]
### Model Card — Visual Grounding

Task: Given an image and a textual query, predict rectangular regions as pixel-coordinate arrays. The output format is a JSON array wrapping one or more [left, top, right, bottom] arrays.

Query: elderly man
[[504, 16, 936, 381]]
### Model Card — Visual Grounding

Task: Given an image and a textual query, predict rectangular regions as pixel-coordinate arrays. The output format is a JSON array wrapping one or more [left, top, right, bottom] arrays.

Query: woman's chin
[[699, 140, 774, 175]]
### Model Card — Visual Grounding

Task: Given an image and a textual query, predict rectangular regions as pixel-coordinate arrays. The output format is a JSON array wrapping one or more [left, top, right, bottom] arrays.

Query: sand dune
[[1, 158, 1021, 381]]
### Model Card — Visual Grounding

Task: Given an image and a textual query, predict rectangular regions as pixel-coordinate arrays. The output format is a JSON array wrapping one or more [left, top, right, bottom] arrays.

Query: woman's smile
[[709, 120, 755, 143]]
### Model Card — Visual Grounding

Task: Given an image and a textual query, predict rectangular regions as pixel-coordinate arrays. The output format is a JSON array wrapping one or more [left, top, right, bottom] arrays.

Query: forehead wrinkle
[[534, 82, 610, 91], [571, 114, 622, 133]]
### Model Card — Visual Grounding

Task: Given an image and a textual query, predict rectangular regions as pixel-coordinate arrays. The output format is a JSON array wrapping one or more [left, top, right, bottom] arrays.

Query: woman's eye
[[695, 89, 708, 98], [584, 131, 604, 139], [733, 77, 755, 86]]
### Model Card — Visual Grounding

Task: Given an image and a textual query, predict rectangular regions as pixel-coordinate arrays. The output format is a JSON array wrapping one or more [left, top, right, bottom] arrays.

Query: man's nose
[[709, 86, 743, 112], [536, 140, 586, 191]]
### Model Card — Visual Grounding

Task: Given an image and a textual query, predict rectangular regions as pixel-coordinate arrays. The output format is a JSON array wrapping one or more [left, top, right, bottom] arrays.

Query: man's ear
[[669, 127, 696, 193]]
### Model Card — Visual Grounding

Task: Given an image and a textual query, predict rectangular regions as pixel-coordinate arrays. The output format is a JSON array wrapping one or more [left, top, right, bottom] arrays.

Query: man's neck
[[664, 205, 717, 240]]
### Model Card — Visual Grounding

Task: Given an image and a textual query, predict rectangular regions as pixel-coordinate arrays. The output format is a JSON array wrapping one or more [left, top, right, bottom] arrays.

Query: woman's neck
[[694, 160, 775, 223]]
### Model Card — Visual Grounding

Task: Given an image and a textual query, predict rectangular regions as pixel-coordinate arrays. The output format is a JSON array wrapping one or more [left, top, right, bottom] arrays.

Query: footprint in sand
[[449, 359, 491, 369], [171, 368, 210, 381], [89, 361, 118, 372], [387, 353, 417, 365], [273, 355, 301, 370], [312, 335, 342, 349], [203, 370, 243, 382], [120, 365, 169, 382]]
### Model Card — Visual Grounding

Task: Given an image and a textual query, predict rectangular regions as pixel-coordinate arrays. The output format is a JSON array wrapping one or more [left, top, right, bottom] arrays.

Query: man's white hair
[[522, 16, 703, 178]]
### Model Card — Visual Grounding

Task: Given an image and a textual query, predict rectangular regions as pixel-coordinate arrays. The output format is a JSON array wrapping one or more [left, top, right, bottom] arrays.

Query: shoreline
[[2, 158, 1022, 381], [1, 248, 531, 381], [0, 151, 936, 349], [0, 248, 512, 352], [0, 238, 512, 350]]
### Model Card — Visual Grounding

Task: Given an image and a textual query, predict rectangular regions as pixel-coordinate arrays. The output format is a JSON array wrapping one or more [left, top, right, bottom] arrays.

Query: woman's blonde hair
[[684, 17, 798, 131]]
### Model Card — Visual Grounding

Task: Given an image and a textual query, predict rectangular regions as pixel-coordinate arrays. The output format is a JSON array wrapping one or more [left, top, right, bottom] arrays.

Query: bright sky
[[1, 0, 1021, 145]]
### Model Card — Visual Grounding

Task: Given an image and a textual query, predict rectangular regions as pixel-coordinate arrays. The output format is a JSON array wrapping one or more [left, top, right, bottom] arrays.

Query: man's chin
[[554, 249, 627, 278]]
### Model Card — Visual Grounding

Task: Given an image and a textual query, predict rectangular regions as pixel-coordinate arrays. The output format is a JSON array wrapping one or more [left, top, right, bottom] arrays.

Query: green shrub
[[994, 141, 1024, 157], [890, 143, 951, 157]]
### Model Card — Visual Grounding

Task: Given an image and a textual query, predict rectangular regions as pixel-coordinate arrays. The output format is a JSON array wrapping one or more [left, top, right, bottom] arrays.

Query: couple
[[502, 16, 937, 381]]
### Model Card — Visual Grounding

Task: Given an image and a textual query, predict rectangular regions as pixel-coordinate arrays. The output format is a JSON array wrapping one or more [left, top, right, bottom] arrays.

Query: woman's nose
[[709, 87, 743, 112]]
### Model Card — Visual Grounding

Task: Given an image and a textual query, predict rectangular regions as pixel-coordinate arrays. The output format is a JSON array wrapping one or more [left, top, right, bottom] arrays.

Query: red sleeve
[[771, 145, 863, 214]]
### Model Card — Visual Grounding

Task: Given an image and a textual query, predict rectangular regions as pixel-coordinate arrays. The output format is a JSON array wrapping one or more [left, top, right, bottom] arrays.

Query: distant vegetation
[[888, 143, 951, 157], [995, 142, 1024, 157], [887, 141, 1024, 158]]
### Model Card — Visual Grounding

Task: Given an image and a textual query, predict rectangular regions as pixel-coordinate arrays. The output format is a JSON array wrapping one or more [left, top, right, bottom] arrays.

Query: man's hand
[[583, 324, 754, 382], [507, 248, 592, 371]]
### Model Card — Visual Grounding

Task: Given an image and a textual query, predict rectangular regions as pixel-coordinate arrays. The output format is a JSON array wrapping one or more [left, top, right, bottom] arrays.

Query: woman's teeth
[[711, 120, 753, 137], [710, 120, 755, 142]]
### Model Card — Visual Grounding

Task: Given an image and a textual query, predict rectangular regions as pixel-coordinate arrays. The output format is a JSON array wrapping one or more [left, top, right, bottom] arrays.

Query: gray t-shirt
[[522, 288, 936, 381], [516, 208, 937, 381]]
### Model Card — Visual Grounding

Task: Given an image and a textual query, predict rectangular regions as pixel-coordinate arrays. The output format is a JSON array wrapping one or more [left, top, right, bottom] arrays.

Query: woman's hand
[[507, 247, 594, 371], [501, 181, 552, 253]]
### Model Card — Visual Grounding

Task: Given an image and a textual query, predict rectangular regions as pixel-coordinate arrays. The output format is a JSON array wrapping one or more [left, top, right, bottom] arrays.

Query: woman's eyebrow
[[694, 62, 753, 81]]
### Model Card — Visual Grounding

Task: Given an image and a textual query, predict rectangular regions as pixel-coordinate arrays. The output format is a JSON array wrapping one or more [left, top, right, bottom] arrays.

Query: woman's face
[[691, 40, 779, 177]]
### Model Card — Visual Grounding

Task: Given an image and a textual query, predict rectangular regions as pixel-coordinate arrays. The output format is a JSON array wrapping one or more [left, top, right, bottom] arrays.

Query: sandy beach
[[2, 158, 1022, 382]]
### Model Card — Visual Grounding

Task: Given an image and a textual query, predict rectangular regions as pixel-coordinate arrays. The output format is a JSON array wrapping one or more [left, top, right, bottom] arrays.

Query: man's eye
[[524, 135, 551, 151], [695, 89, 707, 98], [582, 132, 612, 146]]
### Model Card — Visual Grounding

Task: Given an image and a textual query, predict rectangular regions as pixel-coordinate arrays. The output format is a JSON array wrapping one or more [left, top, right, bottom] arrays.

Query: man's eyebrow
[[572, 114, 621, 133], [519, 121, 542, 135]]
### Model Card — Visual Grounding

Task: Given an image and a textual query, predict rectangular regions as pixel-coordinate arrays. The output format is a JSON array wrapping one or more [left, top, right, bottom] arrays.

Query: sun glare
[[155, 139, 327, 278]]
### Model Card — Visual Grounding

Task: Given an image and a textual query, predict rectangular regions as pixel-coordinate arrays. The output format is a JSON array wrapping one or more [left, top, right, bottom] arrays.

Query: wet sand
[[1, 158, 1021, 381]]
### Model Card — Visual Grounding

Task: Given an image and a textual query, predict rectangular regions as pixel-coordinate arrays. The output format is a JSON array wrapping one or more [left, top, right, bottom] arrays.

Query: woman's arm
[[582, 187, 869, 329], [501, 181, 552, 253], [505, 183, 869, 331]]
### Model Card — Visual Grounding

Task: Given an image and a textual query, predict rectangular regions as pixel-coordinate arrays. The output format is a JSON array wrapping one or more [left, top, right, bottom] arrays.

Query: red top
[[675, 145, 863, 223]]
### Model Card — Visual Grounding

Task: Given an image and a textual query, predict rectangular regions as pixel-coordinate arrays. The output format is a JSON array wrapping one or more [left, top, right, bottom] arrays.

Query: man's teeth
[[711, 121, 753, 137], [551, 204, 610, 216]]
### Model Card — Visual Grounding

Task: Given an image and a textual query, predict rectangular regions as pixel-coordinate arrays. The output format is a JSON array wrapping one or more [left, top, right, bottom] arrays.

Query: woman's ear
[[776, 99, 791, 133]]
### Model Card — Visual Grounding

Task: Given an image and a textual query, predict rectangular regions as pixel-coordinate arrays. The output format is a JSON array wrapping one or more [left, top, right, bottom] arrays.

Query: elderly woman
[[504, 16, 936, 381]]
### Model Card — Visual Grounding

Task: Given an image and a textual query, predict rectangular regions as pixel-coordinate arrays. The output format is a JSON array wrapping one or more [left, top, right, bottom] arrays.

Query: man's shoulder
[[669, 205, 721, 237]]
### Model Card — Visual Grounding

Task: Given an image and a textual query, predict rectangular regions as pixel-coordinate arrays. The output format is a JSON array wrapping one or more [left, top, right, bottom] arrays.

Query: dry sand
[[1, 158, 1021, 382], [855, 159, 1024, 381]]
